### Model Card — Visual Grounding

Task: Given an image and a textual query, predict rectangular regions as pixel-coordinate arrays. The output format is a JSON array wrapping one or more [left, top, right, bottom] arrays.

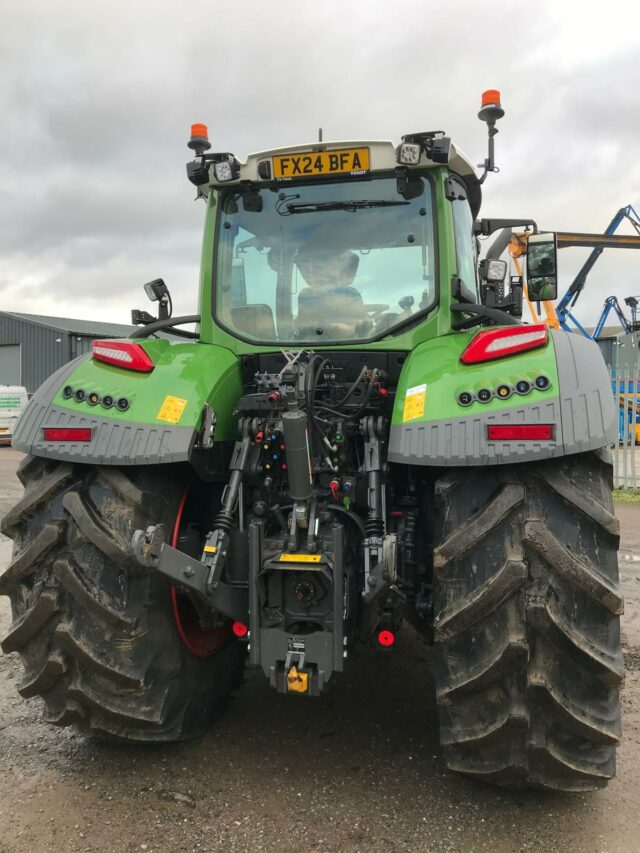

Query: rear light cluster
[[457, 375, 550, 407], [487, 424, 554, 441], [63, 385, 129, 411], [92, 340, 155, 373], [43, 428, 92, 442], [461, 324, 548, 365]]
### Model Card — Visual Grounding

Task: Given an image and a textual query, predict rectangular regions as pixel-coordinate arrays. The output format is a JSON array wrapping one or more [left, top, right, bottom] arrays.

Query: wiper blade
[[286, 199, 410, 214]]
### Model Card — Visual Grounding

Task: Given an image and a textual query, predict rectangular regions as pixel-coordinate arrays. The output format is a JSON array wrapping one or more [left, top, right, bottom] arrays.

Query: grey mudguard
[[12, 357, 195, 465], [552, 329, 617, 452], [388, 330, 616, 467]]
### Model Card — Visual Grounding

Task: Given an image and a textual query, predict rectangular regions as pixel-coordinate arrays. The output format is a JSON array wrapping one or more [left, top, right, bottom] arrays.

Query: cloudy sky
[[1, 0, 639, 327]]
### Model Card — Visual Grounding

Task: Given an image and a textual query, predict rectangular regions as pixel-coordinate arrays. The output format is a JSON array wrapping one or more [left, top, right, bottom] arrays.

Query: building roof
[[583, 325, 624, 339], [2, 312, 136, 337]]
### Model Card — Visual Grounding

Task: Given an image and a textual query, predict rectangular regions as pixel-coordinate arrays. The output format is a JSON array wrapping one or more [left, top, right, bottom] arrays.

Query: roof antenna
[[318, 127, 323, 142]]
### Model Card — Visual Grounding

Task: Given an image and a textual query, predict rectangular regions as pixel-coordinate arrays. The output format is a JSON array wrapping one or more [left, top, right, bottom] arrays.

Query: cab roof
[[199, 138, 482, 216]]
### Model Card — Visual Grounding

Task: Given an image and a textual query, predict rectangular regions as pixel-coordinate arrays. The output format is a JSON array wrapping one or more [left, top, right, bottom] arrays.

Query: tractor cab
[[186, 131, 483, 350]]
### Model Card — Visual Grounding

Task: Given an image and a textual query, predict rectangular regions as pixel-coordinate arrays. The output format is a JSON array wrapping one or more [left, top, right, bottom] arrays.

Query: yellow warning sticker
[[203, 545, 217, 554], [279, 553, 322, 563], [402, 383, 427, 422], [157, 395, 188, 424]]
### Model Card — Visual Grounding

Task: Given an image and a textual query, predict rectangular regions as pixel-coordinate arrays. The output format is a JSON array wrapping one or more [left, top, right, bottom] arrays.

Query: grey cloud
[[1, 0, 639, 325]]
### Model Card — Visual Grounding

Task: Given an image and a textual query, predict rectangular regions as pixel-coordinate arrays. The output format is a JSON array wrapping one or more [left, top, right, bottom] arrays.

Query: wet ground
[[2, 446, 640, 852]]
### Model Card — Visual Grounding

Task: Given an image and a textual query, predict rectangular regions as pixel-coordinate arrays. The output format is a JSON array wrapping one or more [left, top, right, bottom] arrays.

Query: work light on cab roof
[[185, 89, 504, 196], [186, 122, 240, 187]]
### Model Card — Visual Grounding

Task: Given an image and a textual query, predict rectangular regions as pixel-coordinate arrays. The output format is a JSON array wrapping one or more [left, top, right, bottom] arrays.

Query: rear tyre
[[0, 456, 244, 742], [432, 450, 622, 791]]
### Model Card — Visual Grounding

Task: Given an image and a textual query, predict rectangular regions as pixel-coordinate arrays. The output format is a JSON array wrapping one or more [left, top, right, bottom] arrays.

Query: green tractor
[[1, 91, 622, 791]]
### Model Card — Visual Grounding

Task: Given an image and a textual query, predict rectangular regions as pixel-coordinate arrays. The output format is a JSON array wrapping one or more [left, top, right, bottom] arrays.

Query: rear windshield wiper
[[284, 200, 410, 215]]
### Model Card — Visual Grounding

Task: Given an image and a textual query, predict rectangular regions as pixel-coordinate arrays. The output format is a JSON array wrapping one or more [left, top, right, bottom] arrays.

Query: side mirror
[[526, 234, 558, 301]]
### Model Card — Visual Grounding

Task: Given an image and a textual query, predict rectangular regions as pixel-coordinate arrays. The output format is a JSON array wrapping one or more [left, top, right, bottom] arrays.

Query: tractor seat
[[231, 304, 276, 339]]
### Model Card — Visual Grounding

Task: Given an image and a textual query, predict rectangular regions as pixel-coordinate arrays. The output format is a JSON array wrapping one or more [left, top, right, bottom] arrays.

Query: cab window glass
[[214, 176, 436, 343], [450, 179, 478, 302]]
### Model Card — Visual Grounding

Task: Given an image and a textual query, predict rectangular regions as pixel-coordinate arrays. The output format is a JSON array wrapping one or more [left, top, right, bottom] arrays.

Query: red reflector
[[377, 629, 395, 648], [43, 428, 92, 442], [232, 621, 248, 638], [461, 324, 548, 364], [92, 340, 154, 372], [487, 424, 554, 441]]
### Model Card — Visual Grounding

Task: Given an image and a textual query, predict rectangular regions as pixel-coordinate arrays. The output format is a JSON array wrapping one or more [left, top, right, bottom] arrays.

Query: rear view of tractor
[[0, 92, 622, 791]]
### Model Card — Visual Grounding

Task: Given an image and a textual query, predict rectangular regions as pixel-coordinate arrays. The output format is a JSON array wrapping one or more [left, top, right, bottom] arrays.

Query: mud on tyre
[[432, 449, 622, 791], [0, 455, 244, 742]]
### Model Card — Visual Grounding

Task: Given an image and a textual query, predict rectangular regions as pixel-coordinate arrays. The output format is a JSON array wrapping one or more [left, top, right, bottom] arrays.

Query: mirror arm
[[474, 218, 538, 237]]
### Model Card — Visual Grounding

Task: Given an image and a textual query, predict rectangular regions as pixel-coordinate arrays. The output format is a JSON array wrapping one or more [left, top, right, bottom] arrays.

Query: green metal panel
[[51, 339, 244, 441], [391, 332, 559, 426]]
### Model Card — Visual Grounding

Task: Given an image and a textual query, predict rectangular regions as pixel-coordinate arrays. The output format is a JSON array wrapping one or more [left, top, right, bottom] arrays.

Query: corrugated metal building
[[0, 312, 137, 393]]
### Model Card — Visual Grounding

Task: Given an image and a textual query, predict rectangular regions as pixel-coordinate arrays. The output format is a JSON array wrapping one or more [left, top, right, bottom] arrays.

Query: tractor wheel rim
[[170, 484, 231, 657]]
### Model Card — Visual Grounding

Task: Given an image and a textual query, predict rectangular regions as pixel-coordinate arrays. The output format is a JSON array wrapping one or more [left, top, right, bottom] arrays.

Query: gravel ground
[[2, 446, 640, 853]]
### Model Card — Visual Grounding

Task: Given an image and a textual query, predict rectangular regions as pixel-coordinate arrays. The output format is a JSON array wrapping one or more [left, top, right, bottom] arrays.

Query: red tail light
[[43, 428, 92, 442], [377, 629, 395, 648], [461, 325, 548, 364], [487, 424, 554, 441], [92, 340, 154, 373], [232, 621, 248, 638]]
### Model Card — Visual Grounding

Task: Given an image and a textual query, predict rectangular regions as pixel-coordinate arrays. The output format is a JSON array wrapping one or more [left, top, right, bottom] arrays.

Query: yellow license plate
[[272, 147, 370, 180]]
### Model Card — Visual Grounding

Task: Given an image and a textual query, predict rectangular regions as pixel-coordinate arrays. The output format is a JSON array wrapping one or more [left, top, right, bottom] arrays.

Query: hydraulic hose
[[325, 504, 367, 539], [130, 314, 201, 338]]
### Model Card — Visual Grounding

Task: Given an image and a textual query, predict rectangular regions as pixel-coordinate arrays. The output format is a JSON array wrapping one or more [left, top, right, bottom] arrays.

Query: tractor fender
[[387, 328, 616, 466], [11, 339, 244, 465]]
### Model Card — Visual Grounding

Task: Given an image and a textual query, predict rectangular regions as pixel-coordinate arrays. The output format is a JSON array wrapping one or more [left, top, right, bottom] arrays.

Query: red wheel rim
[[170, 485, 231, 657]]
